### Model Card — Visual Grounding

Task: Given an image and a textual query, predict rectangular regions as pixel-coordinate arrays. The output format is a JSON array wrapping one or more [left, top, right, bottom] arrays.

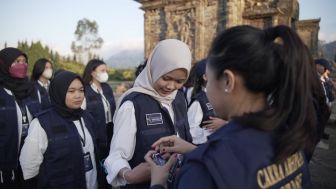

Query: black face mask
[[49, 71, 84, 120]]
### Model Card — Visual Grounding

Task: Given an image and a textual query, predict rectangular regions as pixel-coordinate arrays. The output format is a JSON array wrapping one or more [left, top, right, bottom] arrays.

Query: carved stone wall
[[296, 19, 320, 57], [136, 0, 319, 62]]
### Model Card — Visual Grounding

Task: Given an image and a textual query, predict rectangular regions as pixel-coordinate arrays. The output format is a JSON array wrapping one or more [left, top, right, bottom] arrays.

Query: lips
[[73, 101, 82, 105], [161, 89, 173, 95]]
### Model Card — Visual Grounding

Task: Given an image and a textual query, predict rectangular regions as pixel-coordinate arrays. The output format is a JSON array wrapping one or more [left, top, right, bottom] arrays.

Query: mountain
[[106, 49, 144, 69], [321, 41, 336, 61]]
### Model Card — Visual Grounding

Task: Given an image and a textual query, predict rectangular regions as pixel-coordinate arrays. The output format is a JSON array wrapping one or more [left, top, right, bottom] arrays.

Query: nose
[[74, 90, 83, 98], [166, 81, 176, 91]]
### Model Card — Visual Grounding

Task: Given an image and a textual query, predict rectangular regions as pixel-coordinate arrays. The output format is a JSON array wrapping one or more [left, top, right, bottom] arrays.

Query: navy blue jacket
[[121, 91, 192, 189], [0, 87, 41, 171], [36, 109, 105, 189], [151, 121, 311, 189], [85, 83, 116, 151], [34, 82, 51, 110], [189, 90, 215, 127]]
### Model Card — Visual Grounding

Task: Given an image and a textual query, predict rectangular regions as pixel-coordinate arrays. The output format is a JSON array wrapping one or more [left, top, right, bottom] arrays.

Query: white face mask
[[42, 68, 53, 79], [96, 72, 109, 83]]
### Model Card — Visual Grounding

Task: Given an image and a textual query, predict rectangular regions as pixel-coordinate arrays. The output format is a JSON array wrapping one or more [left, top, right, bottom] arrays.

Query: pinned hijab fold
[[0, 47, 34, 100], [49, 71, 84, 120], [116, 39, 192, 110]]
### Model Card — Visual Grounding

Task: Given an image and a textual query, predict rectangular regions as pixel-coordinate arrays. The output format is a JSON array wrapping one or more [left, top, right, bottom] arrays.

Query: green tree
[[71, 18, 103, 64]]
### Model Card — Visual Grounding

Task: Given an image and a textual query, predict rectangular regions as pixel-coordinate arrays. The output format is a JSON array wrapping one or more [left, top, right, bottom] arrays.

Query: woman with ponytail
[[144, 25, 328, 189]]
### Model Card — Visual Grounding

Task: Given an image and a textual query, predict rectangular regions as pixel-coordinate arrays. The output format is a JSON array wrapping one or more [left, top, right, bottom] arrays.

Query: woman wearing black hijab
[[0, 47, 41, 189], [20, 71, 105, 189]]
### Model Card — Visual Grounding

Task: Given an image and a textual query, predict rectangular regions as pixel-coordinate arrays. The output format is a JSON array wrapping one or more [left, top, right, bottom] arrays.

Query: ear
[[202, 74, 207, 81], [221, 69, 235, 93]]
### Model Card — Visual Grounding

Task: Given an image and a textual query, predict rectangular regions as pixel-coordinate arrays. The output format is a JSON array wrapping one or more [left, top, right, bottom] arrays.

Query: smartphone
[[151, 152, 166, 166]]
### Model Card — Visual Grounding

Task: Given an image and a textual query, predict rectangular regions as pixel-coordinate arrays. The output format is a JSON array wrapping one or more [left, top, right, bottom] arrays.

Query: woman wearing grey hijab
[[104, 39, 192, 189]]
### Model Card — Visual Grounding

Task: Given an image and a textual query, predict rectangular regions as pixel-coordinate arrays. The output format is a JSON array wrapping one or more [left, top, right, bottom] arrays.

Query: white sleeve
[[104, 101, 137, 187], [19, 118, 48, 180], [187, 101, 207, 144]]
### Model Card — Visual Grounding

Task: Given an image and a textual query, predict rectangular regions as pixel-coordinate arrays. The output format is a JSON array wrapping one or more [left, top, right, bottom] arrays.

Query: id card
[[22, 123, 29, 138], [83, 152, 93, 172]]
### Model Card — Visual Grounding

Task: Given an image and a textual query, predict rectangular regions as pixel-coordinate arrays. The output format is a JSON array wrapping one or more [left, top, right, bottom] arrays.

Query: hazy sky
[[0, 0, 335, 59]]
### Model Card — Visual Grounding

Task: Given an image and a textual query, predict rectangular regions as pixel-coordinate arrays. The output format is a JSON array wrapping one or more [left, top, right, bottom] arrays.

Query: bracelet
[[122, 169, 131, 182]]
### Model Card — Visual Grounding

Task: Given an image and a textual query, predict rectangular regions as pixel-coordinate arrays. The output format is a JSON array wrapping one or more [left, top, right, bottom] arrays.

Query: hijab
[[0, 47, 34, 99], [117, 39, 192, 108], [49, 70, 84, 120]]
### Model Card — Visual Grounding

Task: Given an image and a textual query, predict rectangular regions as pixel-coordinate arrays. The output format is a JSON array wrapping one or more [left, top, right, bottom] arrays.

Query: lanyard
[[17, 100, 28, 124], [78, 119, 86, 147], [99, 90, 112, 123]]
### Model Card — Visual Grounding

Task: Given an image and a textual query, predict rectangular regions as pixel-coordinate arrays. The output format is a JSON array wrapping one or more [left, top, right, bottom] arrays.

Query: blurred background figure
[[31, 58, 53, 110], [82, 59, 116, 162], [187, 59, 226, 144]]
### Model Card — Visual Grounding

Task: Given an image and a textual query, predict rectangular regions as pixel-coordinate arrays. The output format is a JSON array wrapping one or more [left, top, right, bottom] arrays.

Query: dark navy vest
[[178, 121, 311, 189], [37, 109, 104, 189], [189, 91, 215, 127], [120, 91, 192, 189], [0, 87, 41, 170], [34, 81, 51, 110], [85, 83, 116, 149]]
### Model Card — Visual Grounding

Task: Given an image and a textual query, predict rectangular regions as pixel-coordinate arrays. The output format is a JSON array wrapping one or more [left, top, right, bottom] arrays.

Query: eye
[[162, 76, 169, 81], [176, 80, 185, 84]]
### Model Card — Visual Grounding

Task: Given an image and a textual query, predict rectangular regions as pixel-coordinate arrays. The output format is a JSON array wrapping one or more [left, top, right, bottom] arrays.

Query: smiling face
[[65, 78, 85, 109], [153, 68, 187, 97]]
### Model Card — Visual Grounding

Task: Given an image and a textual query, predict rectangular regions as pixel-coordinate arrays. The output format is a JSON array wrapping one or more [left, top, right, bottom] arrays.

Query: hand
[[203, 116, 227, 131], [122, 162, 151, 184], [151, 135, 196, 154], [145, 150, 177, 188]]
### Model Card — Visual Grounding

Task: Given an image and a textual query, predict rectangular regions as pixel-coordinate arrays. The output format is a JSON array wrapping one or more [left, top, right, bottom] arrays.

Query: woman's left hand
[[203, 116, 227, 131], [144, 150, 177, 188]]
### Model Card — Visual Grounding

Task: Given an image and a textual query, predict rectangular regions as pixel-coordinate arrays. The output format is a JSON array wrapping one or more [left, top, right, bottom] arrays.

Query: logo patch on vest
[[206, 103, 213, 110], [146, 113, 163, 126]]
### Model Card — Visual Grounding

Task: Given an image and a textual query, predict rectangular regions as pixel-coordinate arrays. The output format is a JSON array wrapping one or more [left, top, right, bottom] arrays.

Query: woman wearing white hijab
[[104, 39, 192, 189]]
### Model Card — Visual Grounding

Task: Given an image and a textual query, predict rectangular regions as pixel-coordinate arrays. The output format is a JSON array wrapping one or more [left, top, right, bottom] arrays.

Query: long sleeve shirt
[[104, 100, 175, 187], [19, 117, 98, 189]]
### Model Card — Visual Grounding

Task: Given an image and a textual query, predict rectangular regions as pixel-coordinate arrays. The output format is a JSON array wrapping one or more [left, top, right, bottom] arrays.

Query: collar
[[90, 82, 100, 93], [38, 80, 50, 88], [3, 88, 13, 96]]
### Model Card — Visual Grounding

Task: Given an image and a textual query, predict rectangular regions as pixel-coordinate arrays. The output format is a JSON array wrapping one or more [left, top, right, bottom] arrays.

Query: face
[[205, 66, 228, 119], [9, 55, 28, 78], [12, 55, 27, 65], [65, 78, 85, 109], [153, 68, 187, 97], [93, 64, 107, 76], [316, 64, 325, 75], [44, 62, 52, 70]]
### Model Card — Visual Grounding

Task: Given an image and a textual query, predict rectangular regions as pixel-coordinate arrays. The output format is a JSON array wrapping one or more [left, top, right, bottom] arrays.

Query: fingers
[[165, 153, 177, 168], [151, 135, 175, 148], [159, 146, 178, 154], [144, 150, 157, 166]]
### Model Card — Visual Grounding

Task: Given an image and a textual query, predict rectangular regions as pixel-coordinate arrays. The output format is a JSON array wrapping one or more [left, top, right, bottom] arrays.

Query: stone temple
[[135, 0, 320, 62]]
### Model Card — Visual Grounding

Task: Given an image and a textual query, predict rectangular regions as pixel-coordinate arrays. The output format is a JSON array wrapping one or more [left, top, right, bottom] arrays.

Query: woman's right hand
[[145, 150, 177, 188], [151, 135, 197, 154]]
